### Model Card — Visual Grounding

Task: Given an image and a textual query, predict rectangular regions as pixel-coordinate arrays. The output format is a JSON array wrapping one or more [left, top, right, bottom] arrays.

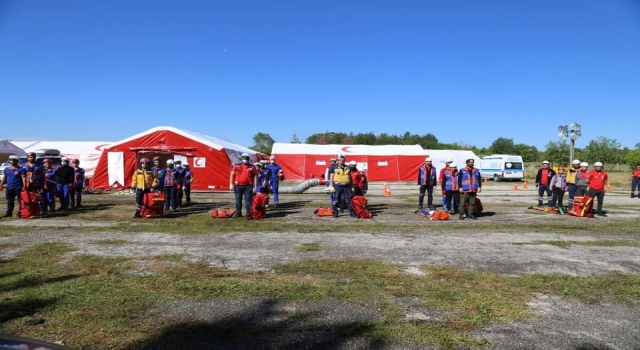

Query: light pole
[[558, 122, 581, 163]]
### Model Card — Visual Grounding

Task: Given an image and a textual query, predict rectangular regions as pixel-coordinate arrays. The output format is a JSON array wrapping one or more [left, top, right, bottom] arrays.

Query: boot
[[231, 211, 241, 218], [631, 193, 636, 198], [133, 211, 141, 218]]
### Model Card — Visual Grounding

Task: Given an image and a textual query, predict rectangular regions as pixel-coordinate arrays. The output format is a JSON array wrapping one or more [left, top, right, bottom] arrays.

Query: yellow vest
[[333, 165, 351, 184], [566, 169, 577, 184]]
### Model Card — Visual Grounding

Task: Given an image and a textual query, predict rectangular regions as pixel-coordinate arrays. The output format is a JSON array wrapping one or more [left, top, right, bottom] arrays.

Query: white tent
[[12, 141, 112, 178], [0, 140, 26, 160]]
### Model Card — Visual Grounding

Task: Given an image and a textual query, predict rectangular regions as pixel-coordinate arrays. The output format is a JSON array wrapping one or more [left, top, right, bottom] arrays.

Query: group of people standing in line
[[535, 159, 610, 217], [0, 153, 84, 217], [417, 157, 482, 220], [229, 153, 284, 218], [130, 157, 194, 218]]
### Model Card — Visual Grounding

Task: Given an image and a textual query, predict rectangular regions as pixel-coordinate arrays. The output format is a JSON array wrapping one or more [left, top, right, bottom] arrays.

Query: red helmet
[[153, 156, 161, 161], [140, 158, 150, 163], [43, 158, 52, 163], [558, 166, 565, 171]]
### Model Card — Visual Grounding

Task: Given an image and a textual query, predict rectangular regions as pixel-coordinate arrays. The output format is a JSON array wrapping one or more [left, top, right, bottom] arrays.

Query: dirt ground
[[1, 183, 640, 349]]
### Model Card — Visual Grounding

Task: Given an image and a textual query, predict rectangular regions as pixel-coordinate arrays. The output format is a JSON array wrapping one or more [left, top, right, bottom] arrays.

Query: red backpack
[[569, 196, 594, 218], [249, 193, 269, 220], [351, 195, 372, 219]]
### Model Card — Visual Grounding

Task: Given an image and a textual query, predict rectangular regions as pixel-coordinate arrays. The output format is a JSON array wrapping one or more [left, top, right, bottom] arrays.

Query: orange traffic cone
[[606, 183, 611, 192], [513, 183, 518, 191], [383, 184, 391, 197], [483, 177, 487, 183], [523, 181, 528, 189]]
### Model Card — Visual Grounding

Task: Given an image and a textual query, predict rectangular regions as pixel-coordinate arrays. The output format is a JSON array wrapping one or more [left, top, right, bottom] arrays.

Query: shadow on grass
[[366, 204, 388, 216], [134, 299, 386, 350], [49, 204, 115, 217], [0, 297, 58, 323], [0, 274, 83, 294], [265, 200, 312, 218]]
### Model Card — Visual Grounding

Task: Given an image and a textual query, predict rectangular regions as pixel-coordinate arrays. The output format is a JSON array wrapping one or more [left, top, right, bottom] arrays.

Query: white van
[[479, 154, 524, 181]]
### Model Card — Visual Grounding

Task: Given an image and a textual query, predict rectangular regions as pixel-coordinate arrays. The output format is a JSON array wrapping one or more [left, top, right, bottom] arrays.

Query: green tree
[[625, 149, 640, 167], [354, 132, 377, 145], [543, 140, 570, 165], [291, 133, 302, 144], [514, 143, 539, 162], [418, 133, 439, 149], [490, 137, 516, 154], [251, 132, 275, 155], [581, 136, 623, 165]]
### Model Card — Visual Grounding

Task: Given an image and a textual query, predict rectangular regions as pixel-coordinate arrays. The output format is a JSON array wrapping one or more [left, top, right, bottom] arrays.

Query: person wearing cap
[[255, 162, 270, 195], [443, 162, 460, 215], [131, 158, 158, 218], [566, 159, 581, 207], [348, 160, 366, 196], [630, 164, 640, 198], [151, 156, 166, 192], [181, 162, 194, 206], [21, 151, 44, 191], [458, 158, 482, 220], [0, 155, 26, 218], [172, 160, 184, 208], [324, 158, 337, 204], [549, 166, 567, 208], [535, 161, 556, 207], [163, 159, 179, 212], [417, 157, 437, 210], [586, 162, 608, 217], [54, 157, 75, 210], [42, 158, 57, 213], [328, 154, 356, 218], [266, 155, 285, 207], [574, 162, 590, 197], [439, 158, 454, 211], [70, 159, 85, 209], [230, 153, 257, 218]]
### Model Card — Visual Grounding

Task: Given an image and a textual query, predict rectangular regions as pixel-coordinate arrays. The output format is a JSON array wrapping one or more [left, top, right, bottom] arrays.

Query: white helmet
[[8, 155, 19, 161], [449, 163, 458, 168], [337, 154, 345, 159], [594, 162, 603, 167], [253, 162, 261, 167], [183, 162, 189, 167], [61, 157, 69, 162], [572, 159, 581, 165], [542, 160, 550, 164], [446, 158, 454, 163], [329, 158, 336, 163], [269, 155, 276, 160], [349, 160, 357, 166], [240, 153, 249, 159], [425, 157, 432, 162], [166, 159, 174, 165], [580, 162, 588, 167]]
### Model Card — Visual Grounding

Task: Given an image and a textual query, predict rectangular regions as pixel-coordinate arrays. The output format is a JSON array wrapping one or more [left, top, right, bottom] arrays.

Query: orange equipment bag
[[314, 207, 334, 216], [211, 208, 236, 218]]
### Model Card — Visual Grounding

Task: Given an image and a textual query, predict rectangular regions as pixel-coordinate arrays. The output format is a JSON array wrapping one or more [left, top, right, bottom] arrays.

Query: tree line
[[251, 132, 640, 167]]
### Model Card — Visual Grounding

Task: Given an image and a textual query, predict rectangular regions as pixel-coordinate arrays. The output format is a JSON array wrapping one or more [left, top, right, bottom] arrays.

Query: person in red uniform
[[535, 160, 555, 206], [229, 153, 257, 218], [348, 161, 366, 196], [586, 162, 608, 217], [631, 164, 640, 198]]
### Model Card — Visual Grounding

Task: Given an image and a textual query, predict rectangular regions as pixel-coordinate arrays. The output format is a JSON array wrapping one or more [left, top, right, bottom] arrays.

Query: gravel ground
[[1, 183, 639, 349]]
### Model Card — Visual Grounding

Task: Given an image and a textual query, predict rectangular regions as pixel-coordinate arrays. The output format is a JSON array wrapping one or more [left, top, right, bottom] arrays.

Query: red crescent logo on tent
[[95, 144, 109, 151], [195, 158, 205, 167], [341, 146, 352, 153]]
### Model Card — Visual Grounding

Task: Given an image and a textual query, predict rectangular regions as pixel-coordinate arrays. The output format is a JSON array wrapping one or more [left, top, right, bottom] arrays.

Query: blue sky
[[1, 0, 639, 151]]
